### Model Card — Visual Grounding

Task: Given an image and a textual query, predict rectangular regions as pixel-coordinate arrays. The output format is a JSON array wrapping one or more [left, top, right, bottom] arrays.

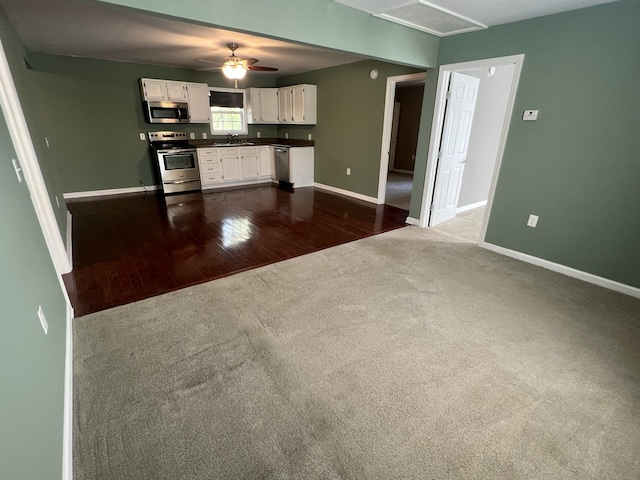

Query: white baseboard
[[405, 216, 420, 226], [63, 185, 160, 200], [65, 210, 72, 269], [481, 242, 640, 299], [62, 300, 74, 480], [314, 182, 378, 204], [457, 200, 487, 214]]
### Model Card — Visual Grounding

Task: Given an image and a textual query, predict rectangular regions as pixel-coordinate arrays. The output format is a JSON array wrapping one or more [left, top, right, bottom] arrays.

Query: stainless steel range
[[148, 131, 201, 194]]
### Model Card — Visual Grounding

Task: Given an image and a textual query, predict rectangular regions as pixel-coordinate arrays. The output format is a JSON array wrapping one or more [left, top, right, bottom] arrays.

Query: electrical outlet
[[55, 196, 60, 208], [139, 133, 146, 141], [189, 133, 195, 140], [256, 132, 261, 138], [38, 305, 48, 334], [527, 214, 539, 227], [307, 133, 312, 140], [523, 110, 539, 121], [346, 168, 351, 176], [285, 133, 289, 139], [202, 133, 207, 139]]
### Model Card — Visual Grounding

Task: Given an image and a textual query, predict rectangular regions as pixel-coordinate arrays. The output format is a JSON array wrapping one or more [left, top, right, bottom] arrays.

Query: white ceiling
[[0, 0, 619, 74]]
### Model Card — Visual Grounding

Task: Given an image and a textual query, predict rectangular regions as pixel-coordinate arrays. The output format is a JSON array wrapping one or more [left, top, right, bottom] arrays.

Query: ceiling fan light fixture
[[222, 64, 247, 79]]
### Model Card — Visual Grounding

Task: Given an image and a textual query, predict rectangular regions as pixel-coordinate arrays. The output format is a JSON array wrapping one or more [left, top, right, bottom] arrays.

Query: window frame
[[209, 87, 248, 136]]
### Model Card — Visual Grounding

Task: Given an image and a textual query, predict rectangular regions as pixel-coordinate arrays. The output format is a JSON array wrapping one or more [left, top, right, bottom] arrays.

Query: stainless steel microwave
[[144, 100, 189, 124]]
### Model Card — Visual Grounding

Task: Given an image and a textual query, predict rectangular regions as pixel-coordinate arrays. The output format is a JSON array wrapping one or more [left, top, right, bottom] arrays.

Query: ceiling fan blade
[[248, 65, 279, 72], [239, 58, 259, 66], [195, 57, 221, 65]]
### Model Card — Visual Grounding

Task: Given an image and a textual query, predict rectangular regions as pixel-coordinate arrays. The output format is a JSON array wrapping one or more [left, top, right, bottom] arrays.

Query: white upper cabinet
[[186, 83, 211, 124], [140, 78, 168, 101], [166, 81, 188, 102], [248, 88, 279, 124], [141, 78, 211, 124], [278, 84, 317, 125]]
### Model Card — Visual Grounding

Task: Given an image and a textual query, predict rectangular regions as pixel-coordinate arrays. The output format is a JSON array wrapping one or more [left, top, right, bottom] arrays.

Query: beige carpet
[[74, 223, 640, 479]]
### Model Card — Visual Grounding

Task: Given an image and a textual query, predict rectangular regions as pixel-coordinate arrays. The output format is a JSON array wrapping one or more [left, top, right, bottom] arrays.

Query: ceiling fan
[[197, 43, 278, 85]]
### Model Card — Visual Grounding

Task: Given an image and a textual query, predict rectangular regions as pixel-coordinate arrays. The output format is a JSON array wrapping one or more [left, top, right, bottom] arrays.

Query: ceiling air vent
[[375, 0, 487, 37]]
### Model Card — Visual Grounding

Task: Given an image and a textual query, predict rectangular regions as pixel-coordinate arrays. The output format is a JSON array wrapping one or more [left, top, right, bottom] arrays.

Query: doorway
[[377, 72, 427, 211], [419, 55, 525, 243]]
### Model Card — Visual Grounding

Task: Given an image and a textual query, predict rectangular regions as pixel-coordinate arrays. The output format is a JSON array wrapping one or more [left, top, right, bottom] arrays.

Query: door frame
[[418, 54, 525, 243], [377, 71, 427, 205]]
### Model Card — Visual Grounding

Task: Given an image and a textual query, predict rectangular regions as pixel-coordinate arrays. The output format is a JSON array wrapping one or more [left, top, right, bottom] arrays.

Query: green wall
[[0, 99, 67, 480], [416, 0, 640, 287], [26, 53, 277, 193], [278, 60, 423, 197], [0, 7, 68, 240]]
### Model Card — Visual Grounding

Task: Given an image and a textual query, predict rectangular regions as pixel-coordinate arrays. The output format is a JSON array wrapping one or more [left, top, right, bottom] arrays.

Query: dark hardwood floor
[[63, 184, 408, 317]]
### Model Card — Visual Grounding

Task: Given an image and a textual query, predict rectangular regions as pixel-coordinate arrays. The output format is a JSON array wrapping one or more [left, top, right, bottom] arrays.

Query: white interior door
[[429, 72, 480, 226]]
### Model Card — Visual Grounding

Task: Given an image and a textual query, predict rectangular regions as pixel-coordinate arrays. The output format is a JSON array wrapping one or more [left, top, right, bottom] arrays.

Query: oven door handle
[[164, 179, 199, 185], [157, 149, 196, 154]]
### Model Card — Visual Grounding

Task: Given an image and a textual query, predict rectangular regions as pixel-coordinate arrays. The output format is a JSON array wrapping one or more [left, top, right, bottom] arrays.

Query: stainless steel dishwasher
[[274, 145, 290, 183]]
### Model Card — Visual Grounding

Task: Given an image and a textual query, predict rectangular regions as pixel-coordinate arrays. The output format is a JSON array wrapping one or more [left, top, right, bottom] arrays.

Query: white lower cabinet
[[258, 146, 273, 178], [240, 148, 259, 179], [220, 148, 242, 182], [197, 148, 223, 187], [199, 146, 275, 189]]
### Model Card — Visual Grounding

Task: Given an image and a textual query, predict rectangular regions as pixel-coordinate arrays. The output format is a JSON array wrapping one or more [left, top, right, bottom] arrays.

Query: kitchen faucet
[[228, 133, 239, 144]]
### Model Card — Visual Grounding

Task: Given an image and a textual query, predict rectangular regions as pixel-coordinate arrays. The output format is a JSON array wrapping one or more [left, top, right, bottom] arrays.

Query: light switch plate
[[139, 133, 146, 141], [202, 133, 207, 139], [523, 110, 539, 121], [527, 214, 539, 227], [189, 133, 195, 139]]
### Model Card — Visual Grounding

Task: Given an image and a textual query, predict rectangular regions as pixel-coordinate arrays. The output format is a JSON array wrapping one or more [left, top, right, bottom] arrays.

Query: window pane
[[211, 106, 247, 134]]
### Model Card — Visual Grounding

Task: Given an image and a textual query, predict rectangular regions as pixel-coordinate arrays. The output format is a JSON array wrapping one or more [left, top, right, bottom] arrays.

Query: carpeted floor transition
[[74, 223, 640, 479]]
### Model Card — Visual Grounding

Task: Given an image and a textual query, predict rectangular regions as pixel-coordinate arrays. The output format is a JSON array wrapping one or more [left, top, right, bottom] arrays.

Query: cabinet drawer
[[198, 148, 218, 156], [202, 173, 223, 184], [200, 163, 222, 173], [220, 148, 239, 156], [240, 147, 258, 156], [198, 155, 218, 165]]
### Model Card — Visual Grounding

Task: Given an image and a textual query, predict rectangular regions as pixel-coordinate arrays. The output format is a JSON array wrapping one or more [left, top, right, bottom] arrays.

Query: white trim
[[63, 184, 160, 199], [405, 216, 420, 226], [66, 210, 73, 269], [419, 54, 525, 242], [456, 200, 487, 214], [481, 242, 640, 300], [0, 38, 71, 275], [378, 72, 427, 205], [62, 300, 74, 480], [314, 182, 378, 204]]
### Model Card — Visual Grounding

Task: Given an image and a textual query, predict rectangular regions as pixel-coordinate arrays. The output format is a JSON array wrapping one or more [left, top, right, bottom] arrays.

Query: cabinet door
[[166, 82, 188, 101], [248, 88, 262, 123], [278, 87, 292, 123], [240, 153, 259, 179], [186, 83, 211, 123], [291, 85, 306, 123], [221, 155, 241, 181], [257, 146, 272, 178], [260, 89, 279, 123], [141, 79, 167, 101]]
